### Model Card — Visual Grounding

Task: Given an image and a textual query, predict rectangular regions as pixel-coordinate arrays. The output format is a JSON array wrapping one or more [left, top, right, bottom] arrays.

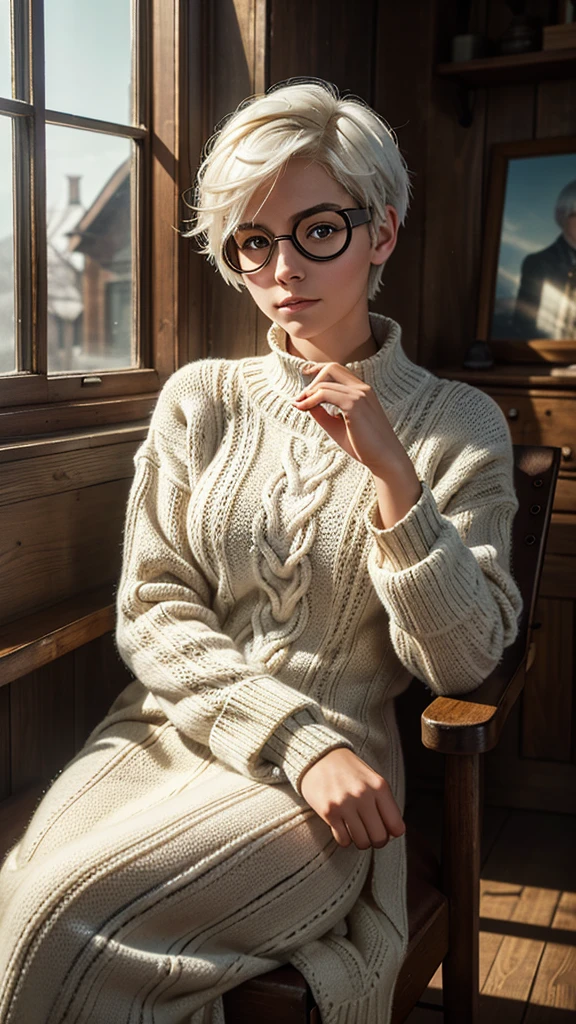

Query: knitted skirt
[[0, 685, 405, 1024]]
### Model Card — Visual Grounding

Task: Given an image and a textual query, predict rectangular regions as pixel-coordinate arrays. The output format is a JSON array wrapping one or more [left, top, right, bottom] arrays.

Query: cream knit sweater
[[113, 311, 522, 1019], [0, 312, 523, 1024]]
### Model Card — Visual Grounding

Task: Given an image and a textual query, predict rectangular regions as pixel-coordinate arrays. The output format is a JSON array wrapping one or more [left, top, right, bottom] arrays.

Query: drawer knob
[[507, 408, 519, 420], [561, 446, 573, 460]]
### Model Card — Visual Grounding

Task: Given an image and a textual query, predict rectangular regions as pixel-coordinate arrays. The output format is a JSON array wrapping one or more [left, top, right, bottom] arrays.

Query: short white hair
[[555, 179, 576, 228], [183, 78, 414, 300]]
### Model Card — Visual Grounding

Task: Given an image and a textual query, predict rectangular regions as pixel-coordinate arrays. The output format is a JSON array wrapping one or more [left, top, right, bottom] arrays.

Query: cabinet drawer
[[487, 393, 575, 473]]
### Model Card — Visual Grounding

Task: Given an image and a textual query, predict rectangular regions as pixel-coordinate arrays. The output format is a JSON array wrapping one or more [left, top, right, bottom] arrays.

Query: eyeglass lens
[[226, 210, 350, 272]]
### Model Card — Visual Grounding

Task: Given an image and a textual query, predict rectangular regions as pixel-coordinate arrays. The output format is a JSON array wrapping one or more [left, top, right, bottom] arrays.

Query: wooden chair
[[222, 443, 561, 1024]]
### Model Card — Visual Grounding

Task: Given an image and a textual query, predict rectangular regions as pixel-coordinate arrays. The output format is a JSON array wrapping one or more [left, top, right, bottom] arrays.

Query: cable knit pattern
[[246, 436, 344, 672], [0, 313, 522, 1024]]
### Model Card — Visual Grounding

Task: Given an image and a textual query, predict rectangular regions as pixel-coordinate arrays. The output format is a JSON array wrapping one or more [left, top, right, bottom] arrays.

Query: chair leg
[[441, 752, 482, 1024]]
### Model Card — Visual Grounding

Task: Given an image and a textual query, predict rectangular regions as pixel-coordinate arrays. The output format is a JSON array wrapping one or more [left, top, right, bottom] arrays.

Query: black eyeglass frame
[[222, 207, 372, 274]]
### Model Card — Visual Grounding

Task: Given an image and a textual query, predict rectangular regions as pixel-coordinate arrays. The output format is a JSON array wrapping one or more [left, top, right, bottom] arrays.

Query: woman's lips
[[277, 299, 319, 314]]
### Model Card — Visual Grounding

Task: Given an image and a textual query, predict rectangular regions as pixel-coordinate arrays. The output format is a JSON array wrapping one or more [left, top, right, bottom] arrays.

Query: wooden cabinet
[[490, 391, 574, 462]]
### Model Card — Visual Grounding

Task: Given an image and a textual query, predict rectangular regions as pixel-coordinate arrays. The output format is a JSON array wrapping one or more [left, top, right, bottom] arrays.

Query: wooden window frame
[[0, 0, 192, 439]]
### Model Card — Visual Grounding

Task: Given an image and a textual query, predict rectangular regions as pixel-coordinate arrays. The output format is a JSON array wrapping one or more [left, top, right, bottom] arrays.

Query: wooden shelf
[[0, 584, 115, 688], [436, 47, 576, 87], [435, 363, 576, 390]]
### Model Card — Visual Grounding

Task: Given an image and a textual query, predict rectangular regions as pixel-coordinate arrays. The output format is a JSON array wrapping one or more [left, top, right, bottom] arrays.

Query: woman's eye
[[241, 235, 270, 251], [307, 223, 337, 240]]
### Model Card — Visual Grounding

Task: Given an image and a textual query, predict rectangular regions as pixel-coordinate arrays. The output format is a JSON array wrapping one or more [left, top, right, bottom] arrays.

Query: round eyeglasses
[[222, 207, 372, 274]]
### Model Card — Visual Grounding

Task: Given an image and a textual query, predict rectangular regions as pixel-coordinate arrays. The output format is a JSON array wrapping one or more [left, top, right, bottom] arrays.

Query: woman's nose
[[273, 239, 305, 282]]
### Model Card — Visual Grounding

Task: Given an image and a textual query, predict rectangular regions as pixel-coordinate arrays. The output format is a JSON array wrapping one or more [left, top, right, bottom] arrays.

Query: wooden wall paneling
[[202, 0, 268, 362], [551, 477, 576, 513], [485, 753, 576, 813], [539, 552, 576, 599], [74, 633, 135, 750], [0, 478, 132, 626], [10, 657, 76, 795], [0, 685, 10, 801], [268, 0, 376, 109], [546, 513, 576, 557], [521, 596, 574, 761], [321, 0, 376, 100], [371, 1, 437, 362], [420, 1, 489, 370], [0, 442, 137, 509], [536, 78, 576, 137], [268, 1, 331, 86], [482, 82, 535, 214]]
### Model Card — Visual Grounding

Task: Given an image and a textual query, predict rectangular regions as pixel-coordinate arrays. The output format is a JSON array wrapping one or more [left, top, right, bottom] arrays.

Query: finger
[[292, 387, 354, 413], [330, 819, 352, 847], [376, 786, 406, 838], [357, 804, 389, 849], [341, 811, 372, 851], [296, 380, 364, 398]]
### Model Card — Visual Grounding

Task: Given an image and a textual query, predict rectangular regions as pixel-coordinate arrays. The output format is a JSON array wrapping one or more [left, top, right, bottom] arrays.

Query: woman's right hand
[[299, 746, 406, 850]]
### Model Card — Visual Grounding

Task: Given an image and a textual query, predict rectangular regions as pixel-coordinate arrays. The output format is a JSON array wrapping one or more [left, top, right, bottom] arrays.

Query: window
[[0, 0, 190, 439]]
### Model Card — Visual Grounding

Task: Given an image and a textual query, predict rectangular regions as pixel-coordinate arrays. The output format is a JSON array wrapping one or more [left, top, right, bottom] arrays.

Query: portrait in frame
[[477, 136, 576, 364]]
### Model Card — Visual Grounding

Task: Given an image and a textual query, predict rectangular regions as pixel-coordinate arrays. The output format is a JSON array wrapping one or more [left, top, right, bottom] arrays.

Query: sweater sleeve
[[363, 385, 524, 695], [115, 363, 354, 794]]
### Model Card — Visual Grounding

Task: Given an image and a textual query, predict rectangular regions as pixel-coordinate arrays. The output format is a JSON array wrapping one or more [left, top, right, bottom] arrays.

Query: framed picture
[[477, 136, 576, 364]]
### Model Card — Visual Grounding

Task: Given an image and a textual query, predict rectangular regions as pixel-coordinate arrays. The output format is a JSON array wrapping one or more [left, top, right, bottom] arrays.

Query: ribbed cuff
[[209, 676, 350, 787], [365, 483, 483, 636], [364, 480, 445, 571], [261, 707, 356, 795]]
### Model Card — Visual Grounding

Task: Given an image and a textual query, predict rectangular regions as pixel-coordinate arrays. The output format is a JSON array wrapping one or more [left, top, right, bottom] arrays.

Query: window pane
[[0, 0, 11, 98], [46, 126, 135, 373], [0, 115, 15, 374], [45, 0, 132, 124]]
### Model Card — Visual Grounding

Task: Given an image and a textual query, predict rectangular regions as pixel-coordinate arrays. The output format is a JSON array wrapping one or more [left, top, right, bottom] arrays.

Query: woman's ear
[[370, 205, 399, 267]]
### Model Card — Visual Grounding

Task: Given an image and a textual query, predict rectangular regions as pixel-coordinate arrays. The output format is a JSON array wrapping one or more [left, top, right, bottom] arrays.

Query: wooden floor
[[403, 796, 576, 1023]]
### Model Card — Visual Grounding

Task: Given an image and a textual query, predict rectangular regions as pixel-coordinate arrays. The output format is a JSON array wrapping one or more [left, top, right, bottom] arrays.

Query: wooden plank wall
[[0, 638, 134, 804], [0, 431, 141, 803]]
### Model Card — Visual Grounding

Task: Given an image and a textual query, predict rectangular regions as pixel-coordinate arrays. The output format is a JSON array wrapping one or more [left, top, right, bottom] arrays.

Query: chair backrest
[[492, 444, 561, 688], [512, 445, 561, 637]]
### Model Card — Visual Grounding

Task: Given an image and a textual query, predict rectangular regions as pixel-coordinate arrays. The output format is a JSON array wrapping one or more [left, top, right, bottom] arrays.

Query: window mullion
[[28, 0, 47, 377]]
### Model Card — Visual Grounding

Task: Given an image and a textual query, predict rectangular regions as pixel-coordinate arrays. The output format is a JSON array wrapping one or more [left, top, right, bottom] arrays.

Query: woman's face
[[235, 158, 397, 345]]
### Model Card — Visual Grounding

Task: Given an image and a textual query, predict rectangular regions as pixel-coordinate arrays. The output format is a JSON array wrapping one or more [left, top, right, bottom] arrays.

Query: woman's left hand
[[291, 361, 405, 475]]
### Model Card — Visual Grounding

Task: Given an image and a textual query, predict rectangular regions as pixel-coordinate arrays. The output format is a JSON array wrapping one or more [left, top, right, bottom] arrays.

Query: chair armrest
[[420, 636, 535, 755]]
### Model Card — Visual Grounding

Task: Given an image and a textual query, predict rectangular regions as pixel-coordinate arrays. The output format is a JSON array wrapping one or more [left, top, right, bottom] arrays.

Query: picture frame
[[476, 135, 576, 364]]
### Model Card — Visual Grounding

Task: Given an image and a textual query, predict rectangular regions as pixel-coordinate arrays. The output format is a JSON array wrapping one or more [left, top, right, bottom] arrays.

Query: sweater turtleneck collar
[[239, 312, 429, 441], [266, 312, 426, 407]]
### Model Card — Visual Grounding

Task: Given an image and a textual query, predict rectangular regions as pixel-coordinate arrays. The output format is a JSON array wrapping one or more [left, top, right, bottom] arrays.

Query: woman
[[0, 79, 523, 1024]]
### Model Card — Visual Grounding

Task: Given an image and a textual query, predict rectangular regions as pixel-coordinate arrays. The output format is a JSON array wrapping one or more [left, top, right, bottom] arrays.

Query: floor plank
[[403, 800, 576, 1023], [481, 886, 561, 1022], [479, 878, 523, 990], [524, 892, 576, 1021]]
